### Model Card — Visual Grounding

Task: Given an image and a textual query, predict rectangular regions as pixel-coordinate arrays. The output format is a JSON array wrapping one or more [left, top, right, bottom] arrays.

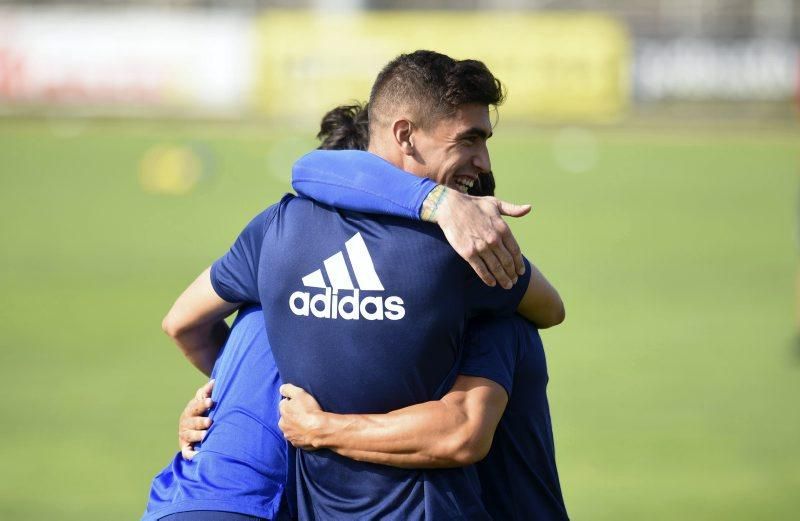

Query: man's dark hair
[[317, 103, 370, 151], [316, 100, 495, 198], [368, 50, 504, 131]]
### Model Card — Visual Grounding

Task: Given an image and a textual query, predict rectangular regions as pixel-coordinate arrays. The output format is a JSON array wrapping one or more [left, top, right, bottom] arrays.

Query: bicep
[[444, 375, 508, 430], [438, 374, 508, 463]]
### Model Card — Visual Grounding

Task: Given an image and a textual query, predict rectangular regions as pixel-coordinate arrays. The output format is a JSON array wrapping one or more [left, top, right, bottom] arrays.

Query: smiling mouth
[[453, 176, 476, 193]]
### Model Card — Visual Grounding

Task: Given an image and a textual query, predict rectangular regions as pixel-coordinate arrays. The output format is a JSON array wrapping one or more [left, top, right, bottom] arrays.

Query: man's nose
[[473, 144, 491, 174]]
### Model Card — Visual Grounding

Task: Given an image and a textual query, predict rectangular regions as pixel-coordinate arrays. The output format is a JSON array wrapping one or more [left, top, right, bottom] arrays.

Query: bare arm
[[278, 375, 508, 469], [162, 267, 240, 376], [517, 263, 565, 329]]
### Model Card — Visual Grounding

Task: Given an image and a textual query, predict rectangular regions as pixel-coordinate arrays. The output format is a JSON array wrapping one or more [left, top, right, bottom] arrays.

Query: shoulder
[[275, 193, 338, 218], [254, 193, 314, 232], [246, 195, 295, 228], [466, 315, 521, 346]]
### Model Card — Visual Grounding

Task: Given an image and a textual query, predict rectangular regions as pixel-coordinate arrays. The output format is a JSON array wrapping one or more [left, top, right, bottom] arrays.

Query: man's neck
[[367, 141, 423, 180]]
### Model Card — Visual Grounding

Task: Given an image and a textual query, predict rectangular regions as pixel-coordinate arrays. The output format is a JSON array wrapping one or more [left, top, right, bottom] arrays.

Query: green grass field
[[1, 117, 798, 519]]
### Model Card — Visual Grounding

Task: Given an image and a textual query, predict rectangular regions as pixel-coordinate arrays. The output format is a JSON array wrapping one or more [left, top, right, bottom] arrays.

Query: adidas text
[[290, 288, 406, 321]]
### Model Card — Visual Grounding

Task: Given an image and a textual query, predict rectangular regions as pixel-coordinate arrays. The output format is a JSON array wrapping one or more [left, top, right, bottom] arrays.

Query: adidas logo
[[289, 233, 406, 321]]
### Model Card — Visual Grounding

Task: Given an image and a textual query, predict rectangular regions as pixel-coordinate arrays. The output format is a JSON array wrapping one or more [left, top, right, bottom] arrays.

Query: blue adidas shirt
[[461, 315, 569, 521], [143, 306, 289, 521], [211, 193, 530, 520]]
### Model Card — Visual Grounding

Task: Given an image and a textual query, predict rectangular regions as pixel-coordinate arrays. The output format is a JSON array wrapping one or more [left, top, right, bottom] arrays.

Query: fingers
[[503, 234, 525, 277], [278, 417, 316, 451], [279, 383, 302, 400], [179, 416, 211, 447], [470, 233, 523, 288], [180, 428, 208, 446], [481, 248, 514, 290], [181, 415, 212, 433], [467, 255, 497, 287], [277, 406, 295, 441], [183, 424, 209, 442], [496, 200, 532, 218], [186, 380, 214, 417], [185, 396, 213, 418], [195, 379, 215, 400], [475, 218, 516, 289], [178, 382, 216, 458], [181, 444, 198, 461], [178, 418, 210, 457], [494, 200, 527, 277], [491, 237, 517, 288]]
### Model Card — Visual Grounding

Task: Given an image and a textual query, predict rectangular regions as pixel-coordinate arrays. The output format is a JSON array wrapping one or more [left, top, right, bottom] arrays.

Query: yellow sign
[[139, 145, 202, 196], [253, 11, 630, 123]]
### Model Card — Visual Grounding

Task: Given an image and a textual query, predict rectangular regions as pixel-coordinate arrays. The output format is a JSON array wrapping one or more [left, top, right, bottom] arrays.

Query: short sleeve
[[210, 205, 278, 304], [464, 256, 531, 318], [458, 316, 520, 397]]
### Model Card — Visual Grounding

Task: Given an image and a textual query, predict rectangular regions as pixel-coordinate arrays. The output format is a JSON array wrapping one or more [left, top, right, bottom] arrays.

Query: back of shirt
[[212, 194, 529, 520]]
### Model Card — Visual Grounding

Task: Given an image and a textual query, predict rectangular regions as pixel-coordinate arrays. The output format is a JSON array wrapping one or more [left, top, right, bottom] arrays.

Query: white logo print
[[289, 233, 406, 321]]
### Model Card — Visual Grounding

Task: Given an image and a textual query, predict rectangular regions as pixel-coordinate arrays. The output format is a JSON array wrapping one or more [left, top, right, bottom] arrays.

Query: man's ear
[[391, 119, 415, 156]]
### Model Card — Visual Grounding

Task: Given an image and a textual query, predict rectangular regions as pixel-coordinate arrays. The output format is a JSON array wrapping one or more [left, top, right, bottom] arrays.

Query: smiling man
[[160, 50, 563, 520]]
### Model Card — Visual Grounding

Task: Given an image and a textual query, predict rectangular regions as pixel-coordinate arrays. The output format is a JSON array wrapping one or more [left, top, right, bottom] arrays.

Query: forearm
[[169, 319, 229, 376], [313, 401, 466, 466], [329, 446, 458, 469], [307, 384, 502, 468], [292, 150, 436, 220]]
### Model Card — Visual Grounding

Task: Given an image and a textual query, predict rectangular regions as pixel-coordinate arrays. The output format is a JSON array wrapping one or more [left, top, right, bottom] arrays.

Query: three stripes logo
[[289, 233, 406, 321]]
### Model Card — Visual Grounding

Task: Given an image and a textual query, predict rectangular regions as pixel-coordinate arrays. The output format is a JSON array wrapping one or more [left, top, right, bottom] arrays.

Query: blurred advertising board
[[0, 8, 254, 112], [635, 38, 799, 101], [253, 11, 631, 123]]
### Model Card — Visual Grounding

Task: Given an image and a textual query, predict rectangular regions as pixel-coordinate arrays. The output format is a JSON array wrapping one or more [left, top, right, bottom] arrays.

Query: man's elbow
[[539, 299, 566, 329], [162, 310, 189, 339], [454, 443, 492, 466], [444, 431, 493, 466], [552, 300, 567, 327]]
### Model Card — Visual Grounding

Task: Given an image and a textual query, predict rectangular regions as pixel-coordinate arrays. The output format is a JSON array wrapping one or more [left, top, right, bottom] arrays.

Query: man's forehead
[[437, 104, 492, 135]]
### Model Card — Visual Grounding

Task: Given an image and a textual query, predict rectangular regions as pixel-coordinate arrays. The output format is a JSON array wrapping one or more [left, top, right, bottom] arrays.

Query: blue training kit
[[144, 148, 566, 520]]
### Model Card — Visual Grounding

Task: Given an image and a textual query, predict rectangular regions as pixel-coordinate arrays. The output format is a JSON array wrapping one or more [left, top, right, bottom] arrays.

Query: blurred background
[[0, 1, 797, 519]]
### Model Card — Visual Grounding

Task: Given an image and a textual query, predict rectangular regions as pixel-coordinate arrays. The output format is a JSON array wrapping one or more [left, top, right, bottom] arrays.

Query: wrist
[[420, 185, 448, 223], [309, 411, 333, 449]]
